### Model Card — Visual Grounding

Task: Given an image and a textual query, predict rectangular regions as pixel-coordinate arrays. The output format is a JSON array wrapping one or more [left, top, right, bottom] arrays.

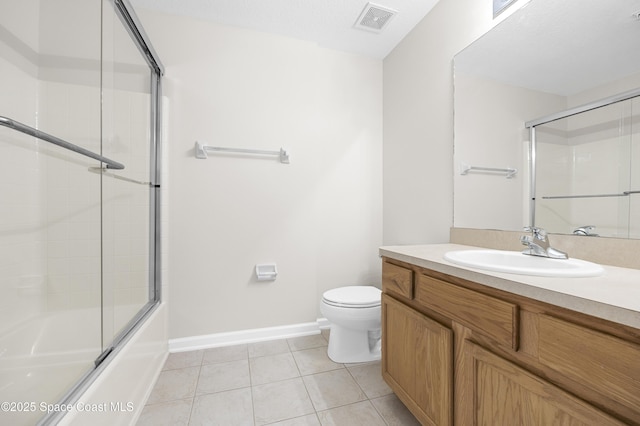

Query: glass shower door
[[0, 0, 162, 424], [0, 1, 104, 424], [101, 0, 156, 349]]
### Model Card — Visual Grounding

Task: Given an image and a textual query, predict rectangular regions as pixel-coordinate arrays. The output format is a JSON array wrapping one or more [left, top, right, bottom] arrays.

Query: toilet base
[[326, 325, 381, 363]]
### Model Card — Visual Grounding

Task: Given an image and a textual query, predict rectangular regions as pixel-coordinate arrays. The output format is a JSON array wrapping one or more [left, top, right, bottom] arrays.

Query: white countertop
[[380, 243, 640, 330]]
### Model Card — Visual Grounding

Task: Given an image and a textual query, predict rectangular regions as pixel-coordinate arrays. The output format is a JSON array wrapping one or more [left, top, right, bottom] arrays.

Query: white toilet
[[320, 286, 382, 363]]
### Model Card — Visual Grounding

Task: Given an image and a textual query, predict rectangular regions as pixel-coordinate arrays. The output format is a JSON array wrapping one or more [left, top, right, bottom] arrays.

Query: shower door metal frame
[[104, 0, 166, 343]]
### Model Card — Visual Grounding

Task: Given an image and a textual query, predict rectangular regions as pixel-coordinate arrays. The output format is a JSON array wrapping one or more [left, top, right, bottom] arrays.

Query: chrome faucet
[[573, 225, 598, 237], [520, 226, 568, 259]]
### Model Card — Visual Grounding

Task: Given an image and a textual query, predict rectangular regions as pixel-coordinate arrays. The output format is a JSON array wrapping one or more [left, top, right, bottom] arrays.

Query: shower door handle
[[0, 115, 125, 170]]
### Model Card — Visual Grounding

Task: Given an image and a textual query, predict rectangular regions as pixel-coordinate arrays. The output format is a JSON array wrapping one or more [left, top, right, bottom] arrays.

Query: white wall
[[135, 10, 383, 339], [382, 0, 529, 244], [453, 73, 565, 230]]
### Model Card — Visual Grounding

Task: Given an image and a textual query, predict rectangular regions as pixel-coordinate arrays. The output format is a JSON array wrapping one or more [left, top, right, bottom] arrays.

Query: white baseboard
[[169, 318, 330, 353]]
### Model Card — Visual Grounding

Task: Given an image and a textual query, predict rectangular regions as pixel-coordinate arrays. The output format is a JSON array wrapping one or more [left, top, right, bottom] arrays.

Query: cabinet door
[[382, 294, 453, 426], [465, 341, 626, 426]]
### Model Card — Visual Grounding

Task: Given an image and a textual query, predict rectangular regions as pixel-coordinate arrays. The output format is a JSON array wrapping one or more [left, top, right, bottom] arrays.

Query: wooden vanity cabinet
[[382, 294, 453, 426], [381, 258, 640, 426]]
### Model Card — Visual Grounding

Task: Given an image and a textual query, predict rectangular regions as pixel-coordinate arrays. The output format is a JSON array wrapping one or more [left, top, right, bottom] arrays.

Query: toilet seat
[[322, 286, 381, 308]]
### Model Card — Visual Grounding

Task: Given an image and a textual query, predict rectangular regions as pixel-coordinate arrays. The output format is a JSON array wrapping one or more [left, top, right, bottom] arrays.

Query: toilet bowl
[[320, 286, 382, 363]]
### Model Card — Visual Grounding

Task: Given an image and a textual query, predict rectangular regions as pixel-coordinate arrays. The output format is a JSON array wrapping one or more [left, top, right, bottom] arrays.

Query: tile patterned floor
[[137, 330, 420, 425]]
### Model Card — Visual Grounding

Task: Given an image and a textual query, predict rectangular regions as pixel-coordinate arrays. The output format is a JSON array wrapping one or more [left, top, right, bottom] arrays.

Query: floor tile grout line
[[369, 396, 392, 426], [286, 343, 316, 425], [328, 362, 391, 424], [287, 340, 312, 380], [185, 396, 195, 426], [249, 382, 257, 426], [345, 362, 369, 400], [298, 362, 318, 415], [187, 360, 204, 425], [287, 340, 332, 423], [246, 347, 258, 426]]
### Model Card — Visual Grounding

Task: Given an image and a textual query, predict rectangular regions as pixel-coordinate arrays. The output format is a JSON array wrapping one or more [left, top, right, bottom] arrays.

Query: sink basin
[[444, 249, 604, 277]]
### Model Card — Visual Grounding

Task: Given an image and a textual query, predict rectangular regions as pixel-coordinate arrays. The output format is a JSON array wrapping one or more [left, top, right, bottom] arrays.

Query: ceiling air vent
[[354, 3, 397, 33]]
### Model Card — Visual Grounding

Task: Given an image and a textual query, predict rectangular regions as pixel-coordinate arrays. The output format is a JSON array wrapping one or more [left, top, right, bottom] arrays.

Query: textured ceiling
[[128, 0, 440, 59]]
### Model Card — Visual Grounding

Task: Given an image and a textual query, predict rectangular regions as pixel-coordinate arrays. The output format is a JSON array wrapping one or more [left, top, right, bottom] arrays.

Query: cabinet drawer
[[416, 274, 518, 350], [539, 315, 640, 414], [382, 261, 414, 299]]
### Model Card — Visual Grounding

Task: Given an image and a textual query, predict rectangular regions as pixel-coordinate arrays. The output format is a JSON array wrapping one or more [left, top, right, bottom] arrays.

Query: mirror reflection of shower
[[530, 94, 640, 239]]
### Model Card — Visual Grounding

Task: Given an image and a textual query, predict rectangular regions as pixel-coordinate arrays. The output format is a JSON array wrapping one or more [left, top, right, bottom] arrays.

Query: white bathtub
[[0, 305, 142, 425]]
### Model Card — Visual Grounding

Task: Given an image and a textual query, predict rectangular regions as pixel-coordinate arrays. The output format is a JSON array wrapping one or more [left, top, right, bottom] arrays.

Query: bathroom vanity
[[380, 244, 640, 426]]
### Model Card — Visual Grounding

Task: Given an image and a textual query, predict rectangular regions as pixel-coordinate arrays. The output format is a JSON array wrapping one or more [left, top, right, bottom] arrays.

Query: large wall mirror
[[453, 0, 640, 238]]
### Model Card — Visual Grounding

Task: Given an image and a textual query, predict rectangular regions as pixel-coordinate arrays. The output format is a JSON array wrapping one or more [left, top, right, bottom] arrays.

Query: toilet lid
[[322, 286, 381, 308]]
